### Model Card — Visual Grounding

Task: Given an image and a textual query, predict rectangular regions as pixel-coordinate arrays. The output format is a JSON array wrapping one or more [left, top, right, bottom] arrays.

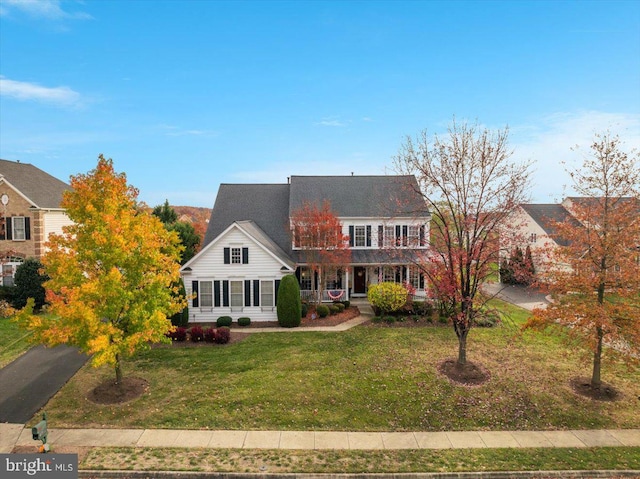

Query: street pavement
[[0, 344, 89, 423], [482, 283, 549, 311]]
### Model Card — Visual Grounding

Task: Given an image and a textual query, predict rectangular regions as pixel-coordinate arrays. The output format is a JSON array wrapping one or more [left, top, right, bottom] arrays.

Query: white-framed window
[[230, 281, 243, 307], [408, 266, 421, 289], [231, 247, 242, 264], [354, 226, 366, 247], [200, 281, 213, 307], [382, 266, 397, 282], [408, 225, 420, 247], [529, 233, 537, 243], [383, 225, 395, 247], [261, 280, 274, 307], [12, 217, 26, 241]]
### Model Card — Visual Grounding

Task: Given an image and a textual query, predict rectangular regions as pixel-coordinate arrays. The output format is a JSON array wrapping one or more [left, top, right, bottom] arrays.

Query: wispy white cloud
[[315, 116, 349, 127], [0, 76, 82, 106], [511, 110, 640, 202], [0, 0, 92, 20]]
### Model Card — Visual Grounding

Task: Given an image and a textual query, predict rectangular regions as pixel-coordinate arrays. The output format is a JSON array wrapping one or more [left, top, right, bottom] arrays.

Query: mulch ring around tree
[[570, 376, 621, 402], [87, 376, 150, 405], [437, 359, 491, 387]]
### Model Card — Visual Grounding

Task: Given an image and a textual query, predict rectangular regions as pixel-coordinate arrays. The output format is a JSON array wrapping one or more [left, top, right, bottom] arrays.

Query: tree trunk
[[457, 331, 468, 365], [591, 327, 603, 390], [115, 353, 123, 385]]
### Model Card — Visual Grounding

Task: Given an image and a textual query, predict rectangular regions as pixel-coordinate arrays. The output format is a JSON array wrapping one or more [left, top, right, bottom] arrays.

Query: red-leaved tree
[[290, 200, 351, 304]]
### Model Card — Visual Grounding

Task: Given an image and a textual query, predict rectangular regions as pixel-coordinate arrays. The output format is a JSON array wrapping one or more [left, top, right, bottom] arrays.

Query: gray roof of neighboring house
[[520, 204, 580, 246], [0, 159, 71, 209], [290, 175, 430, 218]]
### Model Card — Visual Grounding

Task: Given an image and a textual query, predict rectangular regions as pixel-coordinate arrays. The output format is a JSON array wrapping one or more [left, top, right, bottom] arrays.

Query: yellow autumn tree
[[525, 133, 640, 395], [17, 155, 185, 385]]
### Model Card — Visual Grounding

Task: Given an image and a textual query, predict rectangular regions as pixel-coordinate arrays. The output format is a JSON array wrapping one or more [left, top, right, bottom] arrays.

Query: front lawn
[[0, 317, 32, 367], [36, 302, 639, 431]]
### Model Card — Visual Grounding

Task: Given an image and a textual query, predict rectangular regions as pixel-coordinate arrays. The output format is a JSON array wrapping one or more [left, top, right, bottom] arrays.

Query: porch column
[[345, 268, 350, 300]]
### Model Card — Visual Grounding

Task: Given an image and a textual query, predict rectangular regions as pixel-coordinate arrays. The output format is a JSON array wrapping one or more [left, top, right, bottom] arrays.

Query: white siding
[[42, 211, 73, 240], [182, 226, 291, 323]]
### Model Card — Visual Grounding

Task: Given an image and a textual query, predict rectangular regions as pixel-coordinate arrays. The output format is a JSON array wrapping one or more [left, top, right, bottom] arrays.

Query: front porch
[[297, 264, 428, 302]]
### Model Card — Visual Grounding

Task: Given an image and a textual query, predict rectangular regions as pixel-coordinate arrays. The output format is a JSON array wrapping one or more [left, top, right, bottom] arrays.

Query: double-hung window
[[383, 226, 394, 247], [261, 280, 274, 307], [231, 247, 242, 264], [354, 226, 366, 247], [12, 217, 26, 241], [230, 281, 243, 307], [200, 281, 213, 307], [408, 225, 420, 247]]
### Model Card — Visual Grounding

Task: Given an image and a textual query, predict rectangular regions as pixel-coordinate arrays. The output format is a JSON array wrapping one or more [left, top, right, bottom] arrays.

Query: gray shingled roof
[[203, 183, 292, 254], [520, 204, 581, 246], [236, 220, 296, 270], [0, 159, 71, 209], [290, 175, 429, 218]]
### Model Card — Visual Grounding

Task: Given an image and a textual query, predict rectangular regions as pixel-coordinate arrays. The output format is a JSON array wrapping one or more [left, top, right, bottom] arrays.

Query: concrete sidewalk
[[2, 423, 639, 452]]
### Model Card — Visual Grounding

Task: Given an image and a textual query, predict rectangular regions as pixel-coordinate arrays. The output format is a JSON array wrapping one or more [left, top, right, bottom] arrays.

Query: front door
[[353, 266, 366, 295]]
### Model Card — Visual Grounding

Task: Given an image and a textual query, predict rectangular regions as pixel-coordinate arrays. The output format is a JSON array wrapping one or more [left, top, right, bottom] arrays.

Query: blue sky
[[1, 0, 639, 207]]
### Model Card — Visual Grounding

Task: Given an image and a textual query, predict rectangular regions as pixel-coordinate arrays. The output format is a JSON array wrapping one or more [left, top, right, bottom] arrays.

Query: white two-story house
[[181, 175, 431, 323]]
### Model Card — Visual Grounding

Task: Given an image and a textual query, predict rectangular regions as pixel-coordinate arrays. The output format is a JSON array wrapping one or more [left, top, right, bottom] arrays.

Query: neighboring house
[[506, 197, 639, 277], [0, 160, 73, 286], [181, 175, 431, 323]]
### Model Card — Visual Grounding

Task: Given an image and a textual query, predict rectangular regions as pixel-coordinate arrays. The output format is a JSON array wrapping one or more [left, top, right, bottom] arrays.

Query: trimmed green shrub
[[383, 315, 396, 324], [328, 304, 340, 315], [170, 279, 189, 327], [367, 282, 408, 314], [301, 302, 309, 318], [333, 302, 345, 312], [316, 304, 330, 318], [13, 258, 48, 311], [216, 316, 232, 327], [341, 300, 350, 308], [238, 317, 251, 327], [276, 274, 301, 328]]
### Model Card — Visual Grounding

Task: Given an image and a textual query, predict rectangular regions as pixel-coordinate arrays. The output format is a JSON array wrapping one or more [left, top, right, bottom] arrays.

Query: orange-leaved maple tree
[[290, 200, 351, 304], [525, 132, 640, 392], [16, 155, 185, 384]]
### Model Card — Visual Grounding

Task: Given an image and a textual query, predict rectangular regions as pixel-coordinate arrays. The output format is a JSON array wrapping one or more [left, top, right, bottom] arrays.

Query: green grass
[[81, 447, 640, 474], [0, 317, 32, 367], [37, 301, 640, 432]]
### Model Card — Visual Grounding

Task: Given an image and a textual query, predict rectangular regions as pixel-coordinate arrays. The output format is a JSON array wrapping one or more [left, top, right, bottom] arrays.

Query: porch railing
[[300, 289, 348, 303]]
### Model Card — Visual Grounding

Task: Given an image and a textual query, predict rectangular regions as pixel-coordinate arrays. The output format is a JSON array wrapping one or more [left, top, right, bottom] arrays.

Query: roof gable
[[0, 160, 71, 209], [519, 204, 581, 246]]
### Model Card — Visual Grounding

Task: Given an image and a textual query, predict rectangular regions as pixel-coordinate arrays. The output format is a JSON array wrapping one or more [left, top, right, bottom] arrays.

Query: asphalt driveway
[[0, 345, 88, 424], [482, 283, 549, 311]]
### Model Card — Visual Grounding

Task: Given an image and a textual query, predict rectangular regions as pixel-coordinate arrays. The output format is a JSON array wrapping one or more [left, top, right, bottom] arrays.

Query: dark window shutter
[[419, 272, 425, 289], [6, 218, 12, 240], [244, 280, 251, 306], [242, 247, 249, 264], [419, 225, 426, 246], [395, 267, 401, 283], [214, 280, 221, 307], [253, 280, 260, 306], [223, 248, 230, 264], [274, 279, 281, 304], [366, 225, 371, 247], [222, 281, 229, 307], [348, 226, 354, 247], [192, 281, 199, 307], [25, 217, 31, 240], [402, 226, 408, 246], [395, 225, 401, 245], [378, 225, 383, 247]]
